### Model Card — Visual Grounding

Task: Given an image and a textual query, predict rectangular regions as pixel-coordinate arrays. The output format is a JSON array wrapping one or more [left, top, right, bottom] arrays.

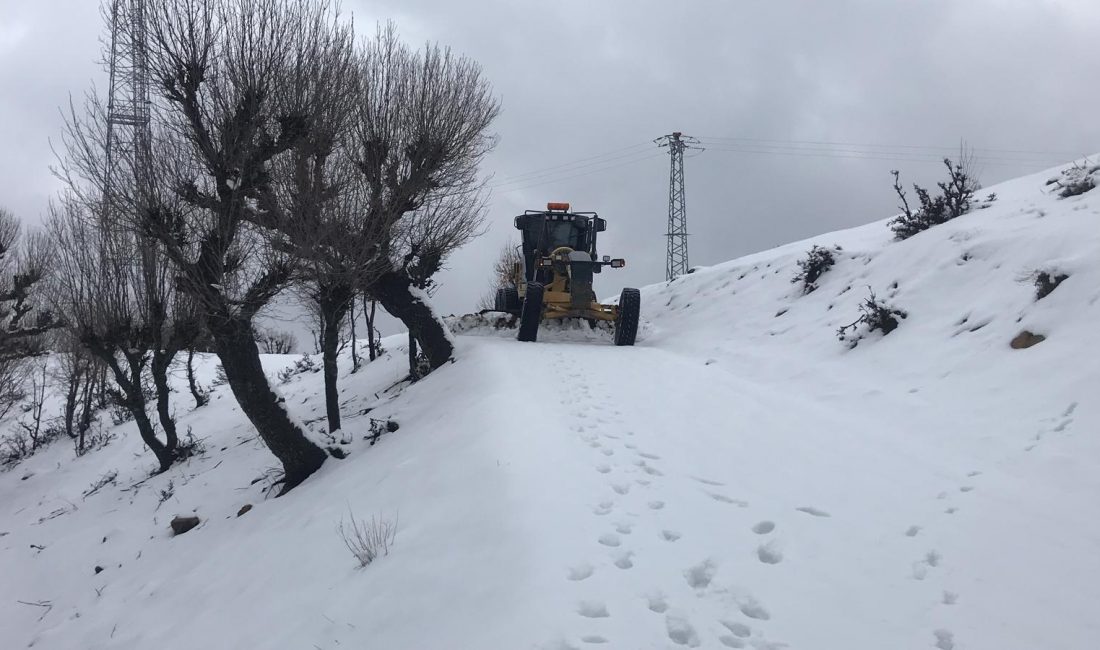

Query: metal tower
[[655, 132, 702, 281], [102, 0, 152, 223]]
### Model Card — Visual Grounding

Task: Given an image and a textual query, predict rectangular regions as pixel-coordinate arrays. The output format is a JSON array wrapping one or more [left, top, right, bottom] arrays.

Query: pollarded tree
[[0, 209, 57, 360], [0, 208, 57, 420], [133, 0, 358, 491], [352, 26, 500, 372], [47, 195, 195, 472]]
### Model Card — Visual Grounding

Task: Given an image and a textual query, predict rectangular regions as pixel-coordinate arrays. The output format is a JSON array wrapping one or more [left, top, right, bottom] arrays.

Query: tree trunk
[[366, 297, 377, 361], [150, 351, 179, 451], [349, 295, 359, 373], [408, 331, 419, 380], [186, 348, 209, 408], [96, 351, 175, 472], [319, 293, 351, 434], [77, 376, 95, 453], [210, 316, 326, 494], [374, 270, 453, 371], [62, 366, 82, 440]]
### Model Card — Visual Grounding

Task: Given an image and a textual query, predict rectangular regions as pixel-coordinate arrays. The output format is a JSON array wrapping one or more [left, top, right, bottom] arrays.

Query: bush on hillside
[[837, 288, 908, 348], [1045, 159, 1098, 198], [277, 354, 318, 384], [1034, 271, 1068, 300], [792, 245, 839, 294], [338, 510, 398, 567], [889, 156, 979, 240]]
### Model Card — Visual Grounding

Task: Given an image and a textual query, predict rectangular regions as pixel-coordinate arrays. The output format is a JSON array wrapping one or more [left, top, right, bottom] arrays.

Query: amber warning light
[[546, 202, 570, 211]]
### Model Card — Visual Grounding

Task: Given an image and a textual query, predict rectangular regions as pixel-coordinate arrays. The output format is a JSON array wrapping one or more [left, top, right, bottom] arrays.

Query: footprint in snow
[[693, 477, 726, 487], [905, 525, 922, 537], [683, 559, 717, 589], [795, 506, 830, 517], [721, 621, 752, 639], [580, 635, 608, 644], [708, 492, 748, 506], [577, 601, 609, 618], [635, 479, 651, 486], [756, 541, 783, 564], [611, 483, 630, 495], [614, 551, 634, 569], [600, 448, 614, 457], [751, 521, 775, 534], [738, 598, 771, 620], [665, 615, 701, 647], [595, 464, 611, 474], [615, 522, 633, 535], [933, 629, 955, 650], [598, 533, 621, 547], [637, 451, 660, 460], [593, 501, 614, 516], [648, 500, 665, 510], [567, 564, 594, 581], [661, 530, 682, 542], [646, 593, 669, 613]]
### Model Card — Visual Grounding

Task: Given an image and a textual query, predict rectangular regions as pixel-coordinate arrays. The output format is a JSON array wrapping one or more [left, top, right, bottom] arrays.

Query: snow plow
[[492, 202, 640, 346]]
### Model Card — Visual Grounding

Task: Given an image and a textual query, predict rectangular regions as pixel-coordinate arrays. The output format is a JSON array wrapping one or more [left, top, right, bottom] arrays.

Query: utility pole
[[655, 132, 703, 281], [101, 0, 157, 284], [102, 0, 152, 226]]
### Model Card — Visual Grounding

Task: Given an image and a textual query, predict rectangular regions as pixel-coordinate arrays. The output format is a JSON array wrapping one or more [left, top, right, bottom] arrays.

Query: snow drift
[[2, 158, 1098, 650]]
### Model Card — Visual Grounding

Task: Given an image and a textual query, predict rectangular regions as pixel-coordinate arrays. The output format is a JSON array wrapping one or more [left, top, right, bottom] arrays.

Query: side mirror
[[610, 259, 625, 268]]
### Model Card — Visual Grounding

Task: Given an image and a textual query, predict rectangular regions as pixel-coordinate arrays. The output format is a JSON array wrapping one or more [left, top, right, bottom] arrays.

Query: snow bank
[[2, 158, 1098, 650]]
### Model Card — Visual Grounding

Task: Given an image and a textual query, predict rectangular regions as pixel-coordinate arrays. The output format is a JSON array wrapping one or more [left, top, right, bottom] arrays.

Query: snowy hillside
[[2, 159, 1098, 650]]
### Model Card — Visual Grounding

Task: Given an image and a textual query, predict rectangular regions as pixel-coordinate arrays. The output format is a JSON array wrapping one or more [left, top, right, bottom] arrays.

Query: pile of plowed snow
[[2, 158, 1098, 650]]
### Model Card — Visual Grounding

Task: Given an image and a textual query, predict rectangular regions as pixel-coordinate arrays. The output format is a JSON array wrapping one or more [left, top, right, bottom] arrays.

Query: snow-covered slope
[[2, 160, 1098, 650]]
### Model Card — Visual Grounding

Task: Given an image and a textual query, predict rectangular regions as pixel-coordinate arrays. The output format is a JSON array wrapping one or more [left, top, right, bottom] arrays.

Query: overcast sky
[[2, 0, 1099, 338]]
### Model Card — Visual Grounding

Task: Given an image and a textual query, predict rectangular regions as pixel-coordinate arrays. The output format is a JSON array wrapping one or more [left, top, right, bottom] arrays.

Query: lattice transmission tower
[[102, 0, 152, 224], [655, 132, 703, 281]]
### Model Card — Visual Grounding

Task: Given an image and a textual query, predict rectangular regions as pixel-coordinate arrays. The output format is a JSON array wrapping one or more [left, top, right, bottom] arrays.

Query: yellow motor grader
[[493, 202, 640, 345]]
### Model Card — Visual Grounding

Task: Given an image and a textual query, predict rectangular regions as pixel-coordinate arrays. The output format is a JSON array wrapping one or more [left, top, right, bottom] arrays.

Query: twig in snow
[[17, 599, 53, 621]]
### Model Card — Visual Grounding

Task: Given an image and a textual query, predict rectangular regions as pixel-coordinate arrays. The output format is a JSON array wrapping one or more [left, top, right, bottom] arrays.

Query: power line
[[696, 135, 1086, 158], [489, 141, 652, 187], [491, 151, 664, 194], [697, 140, 1071, 166]]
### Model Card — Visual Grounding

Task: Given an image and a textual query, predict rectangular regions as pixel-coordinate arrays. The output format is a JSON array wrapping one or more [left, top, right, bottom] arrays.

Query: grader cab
[[494, 202, 640, 346]]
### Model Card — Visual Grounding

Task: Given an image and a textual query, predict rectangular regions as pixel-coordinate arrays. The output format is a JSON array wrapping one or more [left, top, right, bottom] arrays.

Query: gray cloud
[[3, 0, 1098, 324]]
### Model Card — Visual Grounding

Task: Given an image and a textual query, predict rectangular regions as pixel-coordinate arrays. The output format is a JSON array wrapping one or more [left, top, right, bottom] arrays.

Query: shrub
[[338, 510, 398, 567], [792, 245, 838, 293], [277, 354, 318, 384], [257, 328, 297, 355], [837, 288, 908, 347], [1034, 271, 1068, 300], [1045, 159, 1098, 198], [889, 156, 978, 240]]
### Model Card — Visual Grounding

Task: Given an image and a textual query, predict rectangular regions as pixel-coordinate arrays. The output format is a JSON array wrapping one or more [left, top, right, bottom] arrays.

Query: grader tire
[[613, 288, 640, 346], [502, 287, 520, 313], [517, 283, 544, 342]]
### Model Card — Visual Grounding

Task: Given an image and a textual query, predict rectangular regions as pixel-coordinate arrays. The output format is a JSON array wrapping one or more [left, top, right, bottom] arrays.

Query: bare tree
[[0, 208, 57, 361], [0, 208, 57, 424], [477, 240, 522, 310], [129, 0, 363, 491], [352, 25, 499, 372], [47, 196, 190, 472], [257, 328, 296, 354]]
